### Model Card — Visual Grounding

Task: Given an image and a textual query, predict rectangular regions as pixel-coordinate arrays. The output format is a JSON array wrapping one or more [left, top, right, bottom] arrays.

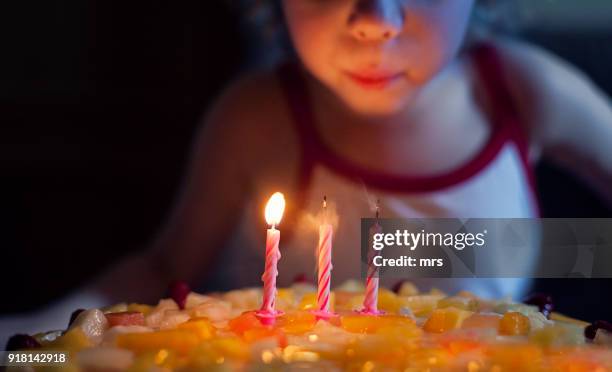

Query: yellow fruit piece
[[377, 322, 423, 341], [342, 290, 401, 313], [332, 291, 355, 310], [423, 307, 474, 333], [396, 281, 419, 296], [127, 303, 154, 316], [377, 288, 401, 313], [429, 288, 447, 296], [211, 337, 250, 360], [499, 312, 530, 336], [177, 318, 216, 340], [529, 325, 585, 347], [188, 337, 250, 367], [45, 328, 92, 352], [346, 294, 366, 311], [116, 330, 200, 355], [276, 288, 295, 311], [340, 314, 415, 334], [437, 296, 478, 311], [277, 311, 317, 334], [242, 327, 286, 344], [549, 312, 590, 327], [398, 295, 444, 317], [298, 292, 335, 311]]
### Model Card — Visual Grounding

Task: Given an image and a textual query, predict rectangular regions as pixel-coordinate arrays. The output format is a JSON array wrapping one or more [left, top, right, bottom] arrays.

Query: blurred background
[[1, 0, 611, 321]]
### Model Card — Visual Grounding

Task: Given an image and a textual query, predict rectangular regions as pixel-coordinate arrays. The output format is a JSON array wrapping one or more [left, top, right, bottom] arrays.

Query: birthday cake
[[6, 280, 612, 371]]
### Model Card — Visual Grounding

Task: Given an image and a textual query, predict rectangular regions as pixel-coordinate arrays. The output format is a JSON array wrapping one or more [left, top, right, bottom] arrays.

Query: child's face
[[282, 0, 475, 116]]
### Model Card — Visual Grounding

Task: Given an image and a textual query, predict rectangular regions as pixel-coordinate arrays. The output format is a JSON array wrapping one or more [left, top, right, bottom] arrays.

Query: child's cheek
[[406, 3, 473, 81], [284, 4, 348, 80]]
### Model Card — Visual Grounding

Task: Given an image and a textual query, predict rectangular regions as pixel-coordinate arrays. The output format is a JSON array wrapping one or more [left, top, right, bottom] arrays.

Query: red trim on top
[[278, 44, 540, 213]]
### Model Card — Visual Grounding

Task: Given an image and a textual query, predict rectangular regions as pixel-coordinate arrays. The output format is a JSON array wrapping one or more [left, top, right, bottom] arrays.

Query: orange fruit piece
[[423, 308, 473, 333], [461, 313, 502, 330], [116, 330, 200, 355], [437, 296, 478, 311], [340, 314, 415, 334], [228, 311, 264, 336], [177, 318, 215, 340], [45, 328, 92, 352], [498, 312, 530, 336], [377, 289, 401, 313], [277, 311, 317, 334], [242, 327, 287, 346]]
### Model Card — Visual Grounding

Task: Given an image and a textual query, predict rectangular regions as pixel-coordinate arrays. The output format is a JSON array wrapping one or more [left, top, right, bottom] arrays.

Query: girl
[[3, 0, 612, 342], [98, 0, 612, 300]]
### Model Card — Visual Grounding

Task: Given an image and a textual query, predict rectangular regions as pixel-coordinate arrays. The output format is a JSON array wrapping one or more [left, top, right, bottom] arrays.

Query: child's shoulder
[[478, 38, 604, 153], [205, 68, 292, 132], [488, 37, 593, 94], [195, 67, 301, 178]]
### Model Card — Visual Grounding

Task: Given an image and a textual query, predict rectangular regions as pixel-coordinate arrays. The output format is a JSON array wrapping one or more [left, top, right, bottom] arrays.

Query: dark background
[[1, 2, 611, 321]]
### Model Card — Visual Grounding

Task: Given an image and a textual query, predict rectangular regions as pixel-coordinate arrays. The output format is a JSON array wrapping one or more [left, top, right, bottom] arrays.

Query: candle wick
[[323, 195, 328, 224]]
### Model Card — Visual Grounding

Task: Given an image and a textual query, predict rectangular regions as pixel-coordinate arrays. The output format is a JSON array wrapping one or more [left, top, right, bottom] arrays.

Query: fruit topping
[[423, 308, 473, 333], [168, 280, 191, 310], [69, 309, 109, 344], [293, 273, 312, 284], [105, 311, 146, 327], [499, 312, 531, 336]]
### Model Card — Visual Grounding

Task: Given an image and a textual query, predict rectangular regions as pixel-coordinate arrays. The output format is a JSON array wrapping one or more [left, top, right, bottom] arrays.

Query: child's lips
[[344, 70, 405, 90]]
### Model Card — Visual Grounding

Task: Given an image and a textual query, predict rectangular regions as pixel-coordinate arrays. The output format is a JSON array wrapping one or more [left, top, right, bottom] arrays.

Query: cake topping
[[168, 280, 191, 310]]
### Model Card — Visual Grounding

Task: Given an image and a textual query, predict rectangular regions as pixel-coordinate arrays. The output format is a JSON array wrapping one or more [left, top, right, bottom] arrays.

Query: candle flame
[[265, 192, 286, 226]]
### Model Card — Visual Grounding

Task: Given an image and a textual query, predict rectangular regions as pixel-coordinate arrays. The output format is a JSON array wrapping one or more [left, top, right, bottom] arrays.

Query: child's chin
[[342, 95, 414, 118]]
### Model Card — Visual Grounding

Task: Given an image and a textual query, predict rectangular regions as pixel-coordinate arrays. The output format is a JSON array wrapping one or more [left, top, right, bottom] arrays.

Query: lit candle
[[314, 196, 335, 319], [257, 192, 286, 322], [361, 200, 384, 315]]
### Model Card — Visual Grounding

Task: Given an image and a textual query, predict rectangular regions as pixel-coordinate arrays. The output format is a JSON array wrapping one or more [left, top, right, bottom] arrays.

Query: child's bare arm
[[93, 76, 266, 303], [499, 39, 612, 205]]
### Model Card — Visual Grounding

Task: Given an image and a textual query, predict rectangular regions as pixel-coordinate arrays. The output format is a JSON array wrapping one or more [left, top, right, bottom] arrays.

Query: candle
[[315, 196, 334, 318], [258, 192, 285, 321], [362, 200, 384, 315]]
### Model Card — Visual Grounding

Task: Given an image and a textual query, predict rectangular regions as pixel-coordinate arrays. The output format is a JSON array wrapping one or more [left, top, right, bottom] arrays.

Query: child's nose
[[349, 0, 404, 42]]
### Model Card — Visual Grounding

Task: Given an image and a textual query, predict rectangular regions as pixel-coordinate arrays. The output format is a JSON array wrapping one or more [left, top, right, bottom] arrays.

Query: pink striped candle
[[362, 202, 384, 315], [257, 192, 285, 323], [260, 227, 281, 313], [316, 222, 333, 312]]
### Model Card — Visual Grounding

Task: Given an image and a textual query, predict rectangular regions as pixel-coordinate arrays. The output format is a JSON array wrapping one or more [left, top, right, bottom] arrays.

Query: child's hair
[[233, 0, 522, 67]]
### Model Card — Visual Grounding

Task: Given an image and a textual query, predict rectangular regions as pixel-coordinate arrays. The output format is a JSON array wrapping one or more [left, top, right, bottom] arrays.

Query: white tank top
[[204, 45, 540, 300]]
